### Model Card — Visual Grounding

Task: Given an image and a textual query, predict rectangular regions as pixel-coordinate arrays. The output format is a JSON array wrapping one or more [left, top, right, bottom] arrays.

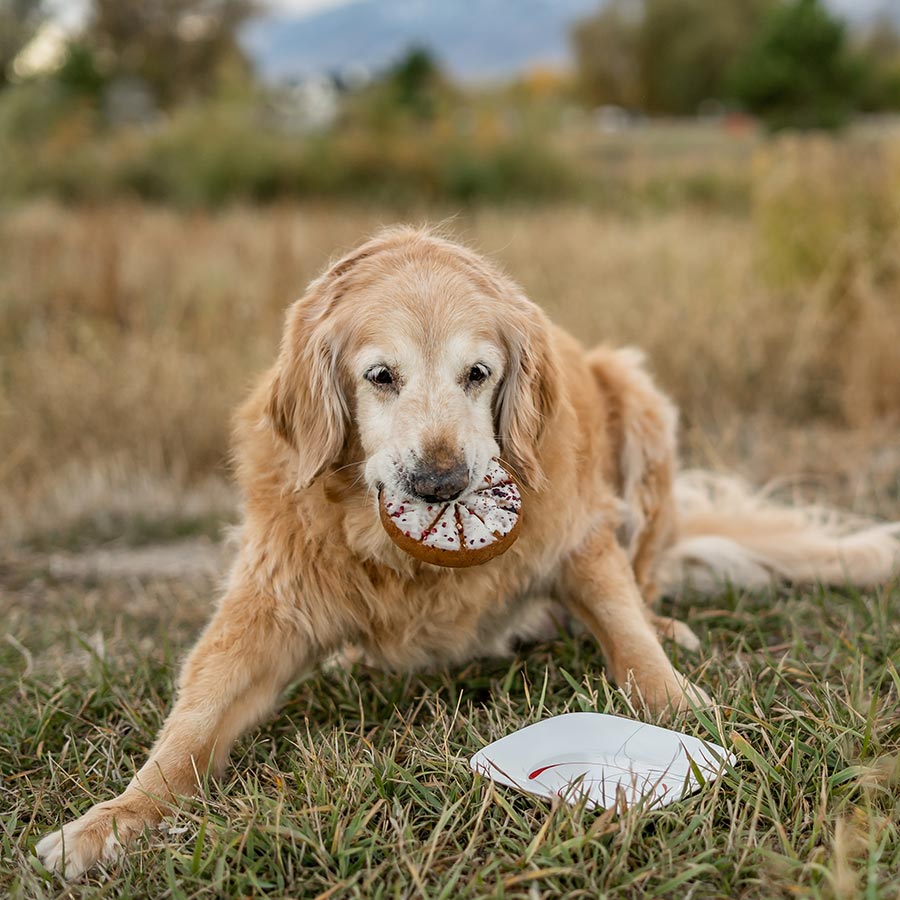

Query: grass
[[2, 554, 899, 898]]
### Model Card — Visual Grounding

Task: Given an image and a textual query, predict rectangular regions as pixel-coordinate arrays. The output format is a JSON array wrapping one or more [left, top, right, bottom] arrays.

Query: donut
[[379, 460, 522, 567]]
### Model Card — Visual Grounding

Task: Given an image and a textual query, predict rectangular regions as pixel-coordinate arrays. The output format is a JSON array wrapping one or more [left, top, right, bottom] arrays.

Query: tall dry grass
[[2, 138, 900, 543]]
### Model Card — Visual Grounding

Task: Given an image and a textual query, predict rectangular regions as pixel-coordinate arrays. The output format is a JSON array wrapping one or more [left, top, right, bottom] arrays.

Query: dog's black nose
[[409, 464, 469, 503]]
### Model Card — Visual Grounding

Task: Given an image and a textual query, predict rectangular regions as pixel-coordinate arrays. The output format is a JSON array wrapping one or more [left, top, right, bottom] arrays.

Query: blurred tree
[[571, 0, 643, 109], [0, 0, 46, 88], [639, 0, 774, 114], [572, 0, 772, 114], [386, 46, 443, 120], [858, 14, 900, 111], [351, 45, 452, 132], [85, 0, 257, 107], [728, 0, 868, 130], [56, 42, 106, 100]]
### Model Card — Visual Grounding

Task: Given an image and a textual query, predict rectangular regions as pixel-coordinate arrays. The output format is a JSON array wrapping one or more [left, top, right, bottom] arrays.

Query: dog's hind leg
[[586, 346, 679, 605], [587, 347, 700, 653], [35, 578, 328, 879]]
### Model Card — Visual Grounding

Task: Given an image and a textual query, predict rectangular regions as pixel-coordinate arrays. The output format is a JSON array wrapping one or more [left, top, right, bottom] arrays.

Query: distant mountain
[[240, 0, 599, 82], [240, 0, 900, 84]]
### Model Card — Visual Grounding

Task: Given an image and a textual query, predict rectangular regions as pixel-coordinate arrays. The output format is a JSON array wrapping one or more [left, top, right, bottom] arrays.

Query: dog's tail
[[661, 470, 900, 593]]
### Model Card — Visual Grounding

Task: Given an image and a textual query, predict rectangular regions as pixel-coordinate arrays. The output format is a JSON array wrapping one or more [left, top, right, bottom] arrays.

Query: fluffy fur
[[35, 227, 900, 878]]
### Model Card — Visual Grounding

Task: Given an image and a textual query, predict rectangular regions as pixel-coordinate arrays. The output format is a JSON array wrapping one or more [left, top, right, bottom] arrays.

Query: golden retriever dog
[[36, 227, 900, 878]]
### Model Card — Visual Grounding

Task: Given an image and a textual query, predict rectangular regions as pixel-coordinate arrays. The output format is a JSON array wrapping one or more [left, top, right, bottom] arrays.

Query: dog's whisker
[[328, 460, 366, 477], [495, 455, 525, 485]]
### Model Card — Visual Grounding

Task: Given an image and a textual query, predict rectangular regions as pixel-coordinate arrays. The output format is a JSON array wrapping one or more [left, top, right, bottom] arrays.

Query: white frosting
[[483, 483, 521, 512], [465, 495, 518, 536], [458, 505, 497, 549], [482, 460, 512, 488], [382, 494, 442, 541], [422, 504, 460, 550]]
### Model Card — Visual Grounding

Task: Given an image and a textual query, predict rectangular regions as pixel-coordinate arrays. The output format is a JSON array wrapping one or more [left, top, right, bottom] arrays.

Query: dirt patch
[[40, 537, 228, 581]]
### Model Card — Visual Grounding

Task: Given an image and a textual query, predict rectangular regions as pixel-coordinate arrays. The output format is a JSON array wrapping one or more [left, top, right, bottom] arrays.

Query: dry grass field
[[3, 133, 900, 897], [3, 142, 900, 546]]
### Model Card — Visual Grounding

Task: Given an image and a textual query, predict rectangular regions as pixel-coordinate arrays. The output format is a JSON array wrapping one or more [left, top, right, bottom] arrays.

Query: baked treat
[[379, 460, 522, 567]]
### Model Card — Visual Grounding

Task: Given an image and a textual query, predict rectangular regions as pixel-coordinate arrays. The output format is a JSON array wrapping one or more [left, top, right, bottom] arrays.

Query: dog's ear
[[266, 235, 400, 488], [267, 290, 350, 491], [494, 300, 559, 490]]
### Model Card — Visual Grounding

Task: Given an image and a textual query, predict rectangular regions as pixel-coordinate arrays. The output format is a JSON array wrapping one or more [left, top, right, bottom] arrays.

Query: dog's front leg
[[35, 578, 324, 879], [561, 529, 710, 715]]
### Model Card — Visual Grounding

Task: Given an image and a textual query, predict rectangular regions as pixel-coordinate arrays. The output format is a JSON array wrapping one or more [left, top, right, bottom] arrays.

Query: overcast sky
[[270, 0, 352, 12]]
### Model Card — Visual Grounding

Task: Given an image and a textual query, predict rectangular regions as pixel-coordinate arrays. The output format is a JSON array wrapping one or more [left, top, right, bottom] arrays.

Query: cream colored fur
[[34, 226, 900, 879]]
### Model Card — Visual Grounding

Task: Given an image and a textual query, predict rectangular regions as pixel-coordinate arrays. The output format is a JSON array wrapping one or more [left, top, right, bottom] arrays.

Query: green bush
[[0, 88, 577, 207], [752, 135, 899, 287], [118, 107, 291, 205]]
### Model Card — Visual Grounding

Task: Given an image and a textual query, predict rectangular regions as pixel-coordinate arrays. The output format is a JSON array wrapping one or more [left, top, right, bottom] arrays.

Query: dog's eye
[[366, 365, 395, 388], [467, 364, 491, 386]]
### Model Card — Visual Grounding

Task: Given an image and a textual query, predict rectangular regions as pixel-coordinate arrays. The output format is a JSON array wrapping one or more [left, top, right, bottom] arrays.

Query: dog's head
[[267, 227, 559, 502]]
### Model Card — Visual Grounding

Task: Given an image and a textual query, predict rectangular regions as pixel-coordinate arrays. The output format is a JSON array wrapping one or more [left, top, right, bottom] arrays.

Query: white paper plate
[[470, 712, 733, 810]]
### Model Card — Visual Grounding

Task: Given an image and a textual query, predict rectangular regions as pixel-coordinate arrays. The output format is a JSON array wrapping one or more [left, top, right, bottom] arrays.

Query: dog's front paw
[[629, 669, 713, 718], [676, 676, 712, 711], [35, 801, 147, 879], [651, 614, 701, 652]]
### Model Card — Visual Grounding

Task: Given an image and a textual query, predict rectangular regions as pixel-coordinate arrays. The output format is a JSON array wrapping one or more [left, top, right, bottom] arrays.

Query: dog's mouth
[[377, 482, 472, 506], [395, 474, 478, 506], [377, 463, 501, 507]]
